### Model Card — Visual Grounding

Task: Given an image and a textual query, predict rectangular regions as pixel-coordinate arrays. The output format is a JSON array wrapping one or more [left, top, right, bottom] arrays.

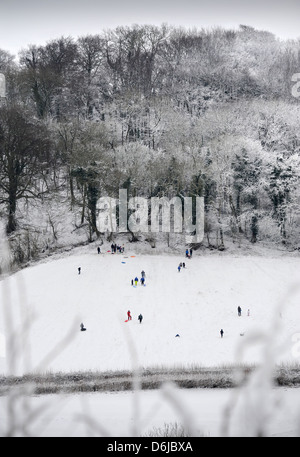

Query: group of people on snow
[[79, 244, 249, 340], [131, 270, 146, 286], [177, 262, 186, 272], [185, 248, 193, 259], [127, 310, 143, 323], [111, 243, 124, 254], [177, 248, 193, 271], [127, 270, 146, 323], [219, 306, 250, 338]]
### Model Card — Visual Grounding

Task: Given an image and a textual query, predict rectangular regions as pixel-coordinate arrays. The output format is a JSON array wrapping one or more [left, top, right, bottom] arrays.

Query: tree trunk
[[87, 182, 99, 235], [250, 214, 258, 243], [7, 186, 17, 234], [229, 194, 243, 234], [81, 184, 87, 225], [217, 204, 225, 250], [69, 168, 75, 209]]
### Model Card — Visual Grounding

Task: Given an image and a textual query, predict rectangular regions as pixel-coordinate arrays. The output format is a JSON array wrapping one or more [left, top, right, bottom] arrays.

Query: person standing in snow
[[178, 264, 181, 272], [141, 270, 145, 278], [185, 249, 189, 258], [78, 267, 81, 274], [80, 323, 86, 331], [97, 246, 101, 254], [140, 276, 145, 286], [127, 310, 132, 320], [237, 306, 242, 316], [220, 329, 224, 338], [138, 314, 143, 324], [134, 276, 138, 286]]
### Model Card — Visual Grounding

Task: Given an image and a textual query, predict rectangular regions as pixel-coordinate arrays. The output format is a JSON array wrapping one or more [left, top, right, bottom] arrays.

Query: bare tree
[[0, 104, 52, 233]]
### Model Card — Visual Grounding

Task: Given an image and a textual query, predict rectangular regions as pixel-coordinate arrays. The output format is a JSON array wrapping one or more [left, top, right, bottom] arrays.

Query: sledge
[[121, 261, 126, 264], [124, 319, 128, 322]]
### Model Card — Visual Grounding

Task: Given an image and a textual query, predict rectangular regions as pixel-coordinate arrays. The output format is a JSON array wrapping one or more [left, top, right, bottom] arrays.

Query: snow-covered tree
[[0, 104, 52, 233]]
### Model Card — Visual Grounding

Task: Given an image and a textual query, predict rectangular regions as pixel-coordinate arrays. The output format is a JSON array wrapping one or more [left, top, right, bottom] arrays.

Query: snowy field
[[1, 245, 300, 375], [1, 387, 300, 437], [1, 245, 300, 437]]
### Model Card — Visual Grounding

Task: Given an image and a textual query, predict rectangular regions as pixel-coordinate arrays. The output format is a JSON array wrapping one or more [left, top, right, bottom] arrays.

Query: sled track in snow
[[0, 366, 299, 395]]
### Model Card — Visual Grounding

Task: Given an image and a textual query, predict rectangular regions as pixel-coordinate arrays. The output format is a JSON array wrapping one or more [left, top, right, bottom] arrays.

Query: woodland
[[1, 24, 300, 263]]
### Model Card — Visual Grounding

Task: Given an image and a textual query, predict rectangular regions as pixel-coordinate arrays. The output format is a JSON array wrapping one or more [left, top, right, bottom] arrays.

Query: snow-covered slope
[[1, 246, 300, 376]]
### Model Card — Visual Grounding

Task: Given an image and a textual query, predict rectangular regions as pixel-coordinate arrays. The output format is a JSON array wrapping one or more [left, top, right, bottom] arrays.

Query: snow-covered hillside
[[0, 245, 300, 376]]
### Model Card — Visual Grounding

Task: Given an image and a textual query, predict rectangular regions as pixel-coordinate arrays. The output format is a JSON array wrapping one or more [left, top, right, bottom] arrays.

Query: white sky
[[0, 0, 300, 56]]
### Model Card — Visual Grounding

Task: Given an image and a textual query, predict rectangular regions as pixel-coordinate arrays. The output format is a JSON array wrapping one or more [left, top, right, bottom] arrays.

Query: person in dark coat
[[78, 267, 81, 274], [138, 314, 143, 324], [220, 329, 224, 338], [97, 246, 101, 254], [80, 323, 86, 331], [238, 306, 242, 316]]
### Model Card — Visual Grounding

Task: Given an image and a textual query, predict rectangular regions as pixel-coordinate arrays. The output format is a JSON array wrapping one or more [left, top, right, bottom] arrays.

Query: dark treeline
[[0, 24, 300, 261]]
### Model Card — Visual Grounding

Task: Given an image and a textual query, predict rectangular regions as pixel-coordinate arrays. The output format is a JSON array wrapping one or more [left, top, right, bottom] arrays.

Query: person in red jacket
[[127, 310, 132, 320]]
